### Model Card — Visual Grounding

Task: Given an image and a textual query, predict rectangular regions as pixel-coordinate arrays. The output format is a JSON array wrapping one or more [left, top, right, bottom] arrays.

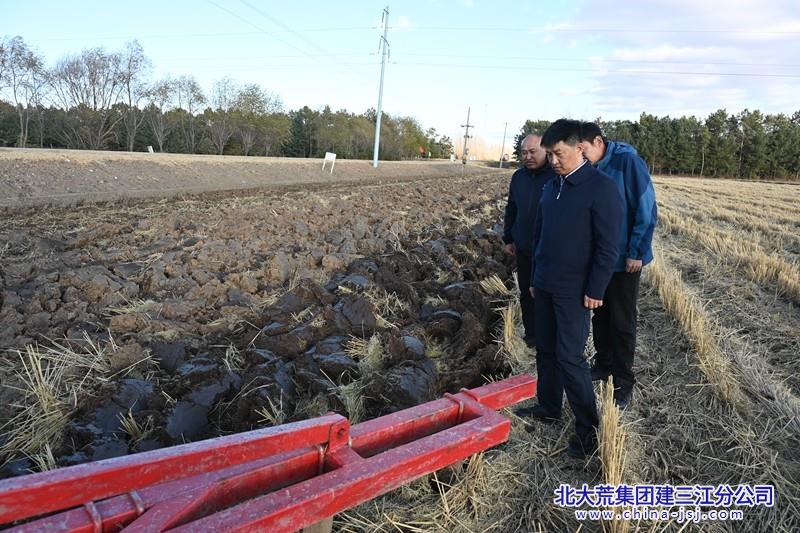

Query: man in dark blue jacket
[[503, 134, 556, 346], [520, 119, 623, 459], [580, 122, 658, 409]]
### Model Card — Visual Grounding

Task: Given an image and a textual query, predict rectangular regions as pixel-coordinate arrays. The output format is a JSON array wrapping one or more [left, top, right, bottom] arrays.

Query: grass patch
[[345, 334, 385, 373]]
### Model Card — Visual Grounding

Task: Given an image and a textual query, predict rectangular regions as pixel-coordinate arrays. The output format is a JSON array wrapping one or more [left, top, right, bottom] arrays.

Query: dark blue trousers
[[534, 288, 598, 443], [515, 251, 536, 340]]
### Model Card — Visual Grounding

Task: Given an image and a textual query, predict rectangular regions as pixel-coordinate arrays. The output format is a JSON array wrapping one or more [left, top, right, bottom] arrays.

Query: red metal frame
[[0, 374, 536, 533]]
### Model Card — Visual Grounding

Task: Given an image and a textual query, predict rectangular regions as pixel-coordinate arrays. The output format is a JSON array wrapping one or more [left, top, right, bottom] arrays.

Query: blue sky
[[4, 0, 800, 148]]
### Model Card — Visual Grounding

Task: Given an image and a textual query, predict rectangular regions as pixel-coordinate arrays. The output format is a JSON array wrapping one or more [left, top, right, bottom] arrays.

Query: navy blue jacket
[[532, 161, 624, 299], [503, 164, 556, 256], [594, 141, 658, 271]]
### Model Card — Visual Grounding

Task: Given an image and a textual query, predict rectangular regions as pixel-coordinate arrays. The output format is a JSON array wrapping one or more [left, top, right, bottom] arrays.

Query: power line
[[239, 1, 335, 56], [206, 0, 370, 86], [150, 60, 800, 78], [402, 25, 800, 35], [152, 63, 379, 73], [22, 28, 376, 42], [389, 61, 800, 78], [237, 0, 370, 83], [150, 52, 800, 73], [394, 53, 800, 69], [150, 52, 800, 70], [156, 53, 376, 63]]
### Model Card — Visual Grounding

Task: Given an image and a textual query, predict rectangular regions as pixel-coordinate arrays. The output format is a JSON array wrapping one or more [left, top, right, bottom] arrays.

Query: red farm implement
[[0, 374, 536, 532]]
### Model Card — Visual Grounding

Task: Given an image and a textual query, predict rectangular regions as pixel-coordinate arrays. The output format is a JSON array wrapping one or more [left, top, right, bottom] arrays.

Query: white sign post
[[322, 152, 336, 174]]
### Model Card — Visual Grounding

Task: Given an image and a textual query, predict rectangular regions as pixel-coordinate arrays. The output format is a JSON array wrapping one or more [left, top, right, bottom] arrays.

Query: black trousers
[[516, 251, 536, 340], [592, 270, 641, 390], [534, 288, 598, 443]]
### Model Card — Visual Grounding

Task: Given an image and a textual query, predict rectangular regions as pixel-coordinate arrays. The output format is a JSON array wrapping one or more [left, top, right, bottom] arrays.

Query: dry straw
[[336, 381, 366, 424], [496, 302, 530, 374], [663, 192, 800, 256], [480, 274, 513, 298], [256, 394, 287, 427], [345, 333, 385, 373], [0, 335, 111, 464], [660, 208, 800, 303], [646, 255, 745, 408], [598, 379, 630, 533]]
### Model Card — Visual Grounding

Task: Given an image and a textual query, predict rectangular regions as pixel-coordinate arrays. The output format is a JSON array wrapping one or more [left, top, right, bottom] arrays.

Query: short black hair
[[579, 122, 607, 144], [541, 119, 582, 148]]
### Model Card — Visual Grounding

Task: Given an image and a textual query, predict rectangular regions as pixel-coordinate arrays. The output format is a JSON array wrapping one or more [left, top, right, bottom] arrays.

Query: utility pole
[[499, 121, 508, 169], [372, 6, 390, 168], [461, 107, 472, 165]]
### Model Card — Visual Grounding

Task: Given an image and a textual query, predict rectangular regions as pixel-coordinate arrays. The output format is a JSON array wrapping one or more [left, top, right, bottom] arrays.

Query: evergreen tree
[[283, 106, 317, 158]]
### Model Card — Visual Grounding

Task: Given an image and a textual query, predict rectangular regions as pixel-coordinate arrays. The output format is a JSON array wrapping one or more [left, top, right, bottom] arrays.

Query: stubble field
[[0, 152, 798, 532]]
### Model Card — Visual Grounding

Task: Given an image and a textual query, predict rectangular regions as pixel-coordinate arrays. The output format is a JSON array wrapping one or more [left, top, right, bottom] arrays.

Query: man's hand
[[529, 287, 535, 298], [625, 258, 643, 273], [504, 243, 516, 256], [584, 295, 603, 309]]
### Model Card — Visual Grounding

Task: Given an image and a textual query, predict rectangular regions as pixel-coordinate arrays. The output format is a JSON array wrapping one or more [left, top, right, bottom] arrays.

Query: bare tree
[[208, 77, 237, 155], [1, 36, 46, 147], [119, 40, 150, 151], [232, 83, 283, 156], [145, 77, 175, 152], [233, 84, 261, 156], [174, 75, 205, 153], [26, 56, 48, 148], [49, 47, 125, 149], [0, 37, 10, 93]]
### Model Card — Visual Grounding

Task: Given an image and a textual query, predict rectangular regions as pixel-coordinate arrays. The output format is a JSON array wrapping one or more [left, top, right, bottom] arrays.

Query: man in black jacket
[[520, 119, 623, 459], [503, 134, 555, 346]]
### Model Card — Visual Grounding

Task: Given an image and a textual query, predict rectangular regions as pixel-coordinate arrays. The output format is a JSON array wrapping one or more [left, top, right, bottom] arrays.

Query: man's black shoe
[[566, 434, 598, 459], [514, 404, 561, 424], [614, 386, 633, 410], [590, 364, 611, 382]]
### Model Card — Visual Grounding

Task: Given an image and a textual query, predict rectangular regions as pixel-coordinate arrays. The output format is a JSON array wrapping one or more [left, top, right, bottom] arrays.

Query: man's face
[[581, 136, 605, 164], [520, 137, 547, 170], [545, 141, 584, 175]]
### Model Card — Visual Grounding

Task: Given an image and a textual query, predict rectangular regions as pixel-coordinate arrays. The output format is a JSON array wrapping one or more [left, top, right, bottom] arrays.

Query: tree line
[[515, 109, 800, 180], [0, 36, 454, 160]]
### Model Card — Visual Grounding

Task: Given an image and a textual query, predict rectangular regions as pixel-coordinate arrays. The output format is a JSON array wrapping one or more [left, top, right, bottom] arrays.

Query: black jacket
[[532, 162, 623, 299], [503, 164, 556, 256]]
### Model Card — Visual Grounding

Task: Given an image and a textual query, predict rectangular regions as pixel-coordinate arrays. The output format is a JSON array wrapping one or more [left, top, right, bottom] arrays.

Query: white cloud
[[395, 15, 413, 31], [610, 45, 727, 63], [557, 0, 800, 118]]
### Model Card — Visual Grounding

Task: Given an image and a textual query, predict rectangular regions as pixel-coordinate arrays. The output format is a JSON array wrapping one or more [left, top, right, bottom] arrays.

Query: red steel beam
[[0, 413, 348, 525], [167, 391, 510, 532], [461, 373, 538, 410], [0, 374, 536, 533], [349, 373, 536, 457], [9, 447, 321, 533]]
